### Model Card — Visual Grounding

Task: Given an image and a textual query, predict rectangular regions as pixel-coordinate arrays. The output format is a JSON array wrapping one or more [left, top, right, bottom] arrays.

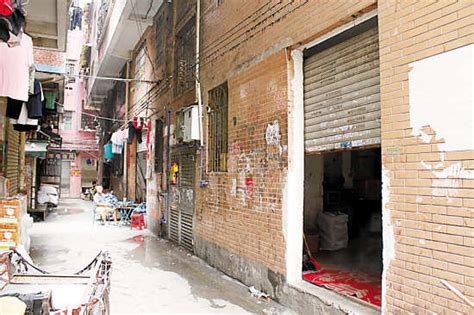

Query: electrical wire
[[54, 101, 127, 122], [68, 73, 160, 84]]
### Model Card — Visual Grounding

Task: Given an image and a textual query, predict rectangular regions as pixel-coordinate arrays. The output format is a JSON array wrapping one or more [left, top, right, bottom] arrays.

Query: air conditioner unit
[[183, 104, 200, 143]]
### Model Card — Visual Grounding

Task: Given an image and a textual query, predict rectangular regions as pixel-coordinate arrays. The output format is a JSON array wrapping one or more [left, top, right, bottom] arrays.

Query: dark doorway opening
[[303, 148, 382, 307]]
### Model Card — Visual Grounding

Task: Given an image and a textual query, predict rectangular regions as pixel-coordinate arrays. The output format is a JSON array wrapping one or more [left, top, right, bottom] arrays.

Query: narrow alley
[[30, 199, 290, 314], [1, 0, 474, 314]]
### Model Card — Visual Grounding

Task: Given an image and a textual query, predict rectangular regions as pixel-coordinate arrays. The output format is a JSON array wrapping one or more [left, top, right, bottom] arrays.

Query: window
[[81, 112, 96, 130], [64, 111, 73, 130], [154, 6, 168, 66], [208, 82, 228, 172], [134, 46, 146, 80], [154, 118, 164, 173], [66, 59, 76, 84], [175, 18, 196, 95]]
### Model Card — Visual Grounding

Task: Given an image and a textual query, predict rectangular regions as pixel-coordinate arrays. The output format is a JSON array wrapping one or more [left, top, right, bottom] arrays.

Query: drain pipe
[[162, 109, 171, 224], [195, 0, 207, 187]]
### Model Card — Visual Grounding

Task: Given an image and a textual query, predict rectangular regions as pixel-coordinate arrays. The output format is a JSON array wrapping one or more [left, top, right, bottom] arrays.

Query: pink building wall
[[59, 29, 98, 197]]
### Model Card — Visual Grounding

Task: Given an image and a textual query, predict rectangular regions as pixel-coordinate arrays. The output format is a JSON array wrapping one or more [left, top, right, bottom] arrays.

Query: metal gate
[[6, 122, 19, 196], [304, 20, 380, 153], [169, 146, 195, 252]]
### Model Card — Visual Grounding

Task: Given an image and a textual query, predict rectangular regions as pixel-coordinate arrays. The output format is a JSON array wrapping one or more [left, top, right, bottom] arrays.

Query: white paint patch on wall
[[421, 161, 474, 179], [409, 44, 474, 152], [381, 167, 395, 314]]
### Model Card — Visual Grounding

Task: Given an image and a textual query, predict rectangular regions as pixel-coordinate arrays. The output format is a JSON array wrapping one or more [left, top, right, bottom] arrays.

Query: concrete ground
[[29, 199, 292, 314]]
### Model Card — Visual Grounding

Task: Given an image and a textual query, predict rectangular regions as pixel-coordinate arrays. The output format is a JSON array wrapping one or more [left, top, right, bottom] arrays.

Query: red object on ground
[[303, 269, 381, 307], [130, 213, 146, 230]]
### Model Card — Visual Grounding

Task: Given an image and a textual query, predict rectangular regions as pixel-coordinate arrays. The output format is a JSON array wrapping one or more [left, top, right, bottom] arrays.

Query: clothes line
[[66, 73, 161, 84]]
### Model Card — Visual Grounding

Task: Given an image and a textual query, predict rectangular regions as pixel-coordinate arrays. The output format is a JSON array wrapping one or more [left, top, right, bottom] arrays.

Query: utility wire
[[67, 73, 160, 84]]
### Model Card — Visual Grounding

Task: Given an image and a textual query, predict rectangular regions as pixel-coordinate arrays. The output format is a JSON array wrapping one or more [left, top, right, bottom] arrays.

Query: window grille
[[154, 7, 167, 66], [66, 59, 76, 84], [134, 46, 146, 80], [175, 18, 196, 96], [208, 82, 228, 172], [81, 113, 96, 130]]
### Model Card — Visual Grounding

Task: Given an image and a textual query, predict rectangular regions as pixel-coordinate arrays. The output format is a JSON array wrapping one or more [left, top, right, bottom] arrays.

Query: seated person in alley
[[93, 185, 118, 224]]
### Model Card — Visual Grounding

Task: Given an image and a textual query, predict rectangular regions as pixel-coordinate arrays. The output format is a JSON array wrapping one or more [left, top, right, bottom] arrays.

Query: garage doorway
[[301, 16, 382, 307]]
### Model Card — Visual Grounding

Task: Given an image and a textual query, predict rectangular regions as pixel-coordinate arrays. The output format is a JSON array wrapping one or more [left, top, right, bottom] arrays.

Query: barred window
[[66, 59, 76, 84], [134, 46, 146, 80], [81, 113, 96, 130], [175, 18, 195, 96], [208, 82, 228, 172], [154, 6, 168, 66]]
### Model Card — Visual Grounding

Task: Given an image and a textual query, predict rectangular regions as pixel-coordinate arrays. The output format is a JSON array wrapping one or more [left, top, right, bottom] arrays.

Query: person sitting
[[93, 185, 117, 224]]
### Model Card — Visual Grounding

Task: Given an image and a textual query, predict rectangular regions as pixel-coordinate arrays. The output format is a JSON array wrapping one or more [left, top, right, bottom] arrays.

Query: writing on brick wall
[[265, 120, 282, 159]]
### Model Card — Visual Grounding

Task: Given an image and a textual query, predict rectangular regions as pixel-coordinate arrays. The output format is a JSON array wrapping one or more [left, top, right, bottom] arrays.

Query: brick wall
[[196, 0, 377, 276], [196, 51, 288, 274], [378, 1, 474, 313]]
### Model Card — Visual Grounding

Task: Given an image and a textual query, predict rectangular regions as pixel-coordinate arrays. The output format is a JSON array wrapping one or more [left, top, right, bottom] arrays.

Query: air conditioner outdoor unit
[[183, 104, 200, 143]]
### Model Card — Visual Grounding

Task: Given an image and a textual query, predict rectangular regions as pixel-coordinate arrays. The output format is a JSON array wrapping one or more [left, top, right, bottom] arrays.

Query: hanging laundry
[[43, 91, 57, 112], [104, 143, 113, 160], [69, 6, 83, 31], [127, 121, 134, 144], [6, 97, 22, 119], [0, 1, 13, 17], [110, 128, 128, 154], [26, 79, 43, 119], [0, 33, 33, 102], [132, 117, 144, 144], [11, 103, 38, 131], [0, 8, 25, 45]]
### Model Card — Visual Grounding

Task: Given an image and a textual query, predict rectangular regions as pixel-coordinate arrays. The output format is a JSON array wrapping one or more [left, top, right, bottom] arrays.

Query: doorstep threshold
[[290, 279, 380, 314]]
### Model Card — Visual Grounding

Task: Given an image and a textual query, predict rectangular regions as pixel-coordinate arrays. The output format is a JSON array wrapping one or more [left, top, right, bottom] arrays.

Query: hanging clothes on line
[[110, 128, 128, 154], [9, 79, 44, 131], [104, 143, 113, 160], [0, 32, 33, 102], [0, 5, 26, 46]]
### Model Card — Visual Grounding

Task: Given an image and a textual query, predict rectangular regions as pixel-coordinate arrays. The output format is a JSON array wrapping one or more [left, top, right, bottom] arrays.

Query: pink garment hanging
[[0, 33, 33, 102]]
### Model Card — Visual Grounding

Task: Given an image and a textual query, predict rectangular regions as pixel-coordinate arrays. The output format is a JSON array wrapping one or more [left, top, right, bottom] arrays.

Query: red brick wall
[[378, 1, 474, 313]]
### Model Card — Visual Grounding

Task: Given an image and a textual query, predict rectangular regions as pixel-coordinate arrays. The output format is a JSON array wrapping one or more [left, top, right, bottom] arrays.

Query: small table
[[115, 204, 139, 225]]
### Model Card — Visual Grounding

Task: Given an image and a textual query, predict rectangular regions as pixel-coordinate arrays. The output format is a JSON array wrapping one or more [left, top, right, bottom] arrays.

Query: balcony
[[87, 0, 163, 106], [24, 0, 70, 51]]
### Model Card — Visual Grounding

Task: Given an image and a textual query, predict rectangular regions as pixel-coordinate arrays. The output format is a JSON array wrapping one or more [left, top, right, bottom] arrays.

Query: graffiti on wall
[[265, 120, 283, 159]]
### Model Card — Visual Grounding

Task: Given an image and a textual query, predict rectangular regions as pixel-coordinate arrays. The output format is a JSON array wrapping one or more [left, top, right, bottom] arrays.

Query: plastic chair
[[130, 213, 146, 230]]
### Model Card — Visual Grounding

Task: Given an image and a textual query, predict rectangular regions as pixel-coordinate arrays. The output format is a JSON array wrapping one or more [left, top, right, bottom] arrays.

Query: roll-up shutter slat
[[304, 25, 380, 153], [6, 122, 20, 195]]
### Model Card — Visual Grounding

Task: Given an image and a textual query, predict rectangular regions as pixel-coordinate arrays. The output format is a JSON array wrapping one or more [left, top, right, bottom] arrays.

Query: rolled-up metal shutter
[[6, 122, 20, 195], [304, 25, 380, 153]]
